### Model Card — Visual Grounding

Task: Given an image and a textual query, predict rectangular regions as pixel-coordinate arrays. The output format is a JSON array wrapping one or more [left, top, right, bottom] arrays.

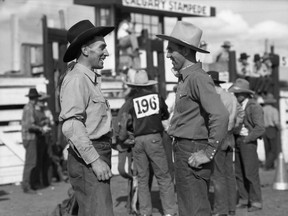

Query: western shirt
[[59, 63, 113, 165], [263, 104, 280, 128], [22, 101, 43, 141], [239, 98, 249, 136], [168, 63, 229, 159]]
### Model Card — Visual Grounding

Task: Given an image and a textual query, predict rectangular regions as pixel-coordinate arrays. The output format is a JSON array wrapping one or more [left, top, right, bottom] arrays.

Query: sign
[[133, 94, 160, 119], [122, 0, 211, 17]]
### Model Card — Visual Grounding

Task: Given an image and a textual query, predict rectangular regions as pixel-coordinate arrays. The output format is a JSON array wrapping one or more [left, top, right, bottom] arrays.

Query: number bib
[[133, 94, 160, 119]]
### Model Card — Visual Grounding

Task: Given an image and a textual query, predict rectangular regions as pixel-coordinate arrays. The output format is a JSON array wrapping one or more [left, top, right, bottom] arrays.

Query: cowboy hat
[[239, 53, 250, 61], [207, 71, 226, 84], [264, 93, 277, 104], [26, 88, 41, 98], [126, 70, 157, 87], [156, 21, 209, 54], [228, 78, 255, 95], [221, 41, 232, 48], [63, 20, 114, 62]]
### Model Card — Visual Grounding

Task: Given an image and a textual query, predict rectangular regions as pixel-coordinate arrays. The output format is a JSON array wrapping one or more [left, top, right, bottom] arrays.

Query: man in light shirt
[[229, 78, 265, 213]]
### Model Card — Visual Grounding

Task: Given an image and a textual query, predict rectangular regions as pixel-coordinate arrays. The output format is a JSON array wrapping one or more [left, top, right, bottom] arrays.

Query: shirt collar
[[241, 98, 249, 109], [180, 62, 202, 81], [76, 63, 101, 84]]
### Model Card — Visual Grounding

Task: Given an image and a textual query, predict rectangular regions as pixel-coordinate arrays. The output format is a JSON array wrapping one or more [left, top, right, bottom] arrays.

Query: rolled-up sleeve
[[60, 75, 99, 164]]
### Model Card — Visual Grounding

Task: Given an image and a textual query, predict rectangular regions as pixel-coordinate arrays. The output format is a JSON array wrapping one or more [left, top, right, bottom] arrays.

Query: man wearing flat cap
[[229, 78, 265, 212], [59, 20, 115, 216], [157, 21, 229, 216]]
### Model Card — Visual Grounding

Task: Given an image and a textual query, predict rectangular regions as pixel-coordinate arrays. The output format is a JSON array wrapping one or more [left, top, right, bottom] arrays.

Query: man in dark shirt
[[157, 21, 229, 216], [126, 69, 177, 216]]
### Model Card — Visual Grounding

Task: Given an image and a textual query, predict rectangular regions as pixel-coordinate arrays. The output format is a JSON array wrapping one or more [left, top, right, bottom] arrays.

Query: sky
[[0, 0, 288, 78]]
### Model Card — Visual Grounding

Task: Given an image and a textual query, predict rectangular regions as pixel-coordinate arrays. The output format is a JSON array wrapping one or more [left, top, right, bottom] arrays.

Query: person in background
[[237, 53, 252, 78], [117, 12, 140, 58], [262, 93, 281, 170], [251, 54, 270, 77], [21, 88, 48, 194], [197, 41, 210, 71], [126, 70, 177, 216], [215, 41, 232, 63], [207, 71, 244, 216], [229, 78, 265, 212], [162, 84, 178, 181], [59, 20, 115, 216], [157, 21, 229, 216]]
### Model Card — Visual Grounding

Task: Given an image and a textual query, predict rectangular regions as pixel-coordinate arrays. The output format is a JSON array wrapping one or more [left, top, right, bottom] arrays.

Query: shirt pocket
[[91, 95, 107, 117], [177, 90, 189, 113]]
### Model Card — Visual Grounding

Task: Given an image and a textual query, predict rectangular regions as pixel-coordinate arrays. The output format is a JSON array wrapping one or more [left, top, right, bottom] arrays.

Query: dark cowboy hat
[[254, 54, 261, 62], [207, 71, 226, 84], [264, 93, 277, 104], [63, 20, 114, 62], [221, 41, 232, 48], [239, 53, 250, 61], [126, 70, 157, 87], [25, 88, 41, 98], [228, 78, 255, 95], [156, 21, 209, 54]]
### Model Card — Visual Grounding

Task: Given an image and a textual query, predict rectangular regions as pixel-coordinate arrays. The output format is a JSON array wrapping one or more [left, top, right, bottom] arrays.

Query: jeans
[[212, 135, 236, 214], [68, 139, 114, 216], [162, 131, 174, 181], [22, 140, 37, 191], [133, 133, 177, 216], [235, 136, 262, 208], [263, 126, 279, 169], [174, 139, 213, 216]]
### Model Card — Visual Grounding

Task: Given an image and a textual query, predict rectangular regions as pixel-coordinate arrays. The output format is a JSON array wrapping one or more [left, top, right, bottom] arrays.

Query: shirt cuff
[[80, 146, 100, 165], [205, 140, 220, 160]]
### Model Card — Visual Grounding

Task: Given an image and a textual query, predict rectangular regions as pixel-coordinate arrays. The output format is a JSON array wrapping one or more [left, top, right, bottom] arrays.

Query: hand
[[42, 125, 51, 134], [188, 150, 211, 169], [91, 158, 113, 181]]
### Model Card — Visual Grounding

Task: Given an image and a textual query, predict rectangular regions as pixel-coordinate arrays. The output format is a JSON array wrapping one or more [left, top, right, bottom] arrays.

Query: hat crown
[[240, 52, 249, 59], [133, 70, 150, 85], [207, 71, 220, 82], [67, 20, 95, 44], [234, 78, 250, 90], [170, 21, 202, 48], [222, 41, 231, 47], [26, 88, 40, 98]]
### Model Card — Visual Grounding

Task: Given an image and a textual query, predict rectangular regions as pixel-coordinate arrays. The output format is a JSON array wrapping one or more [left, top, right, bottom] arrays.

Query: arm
[[244, 103, 265, 143], [22, 105, 43, 134], [188, 74, 229, 167], [160, 95, 170, 120]]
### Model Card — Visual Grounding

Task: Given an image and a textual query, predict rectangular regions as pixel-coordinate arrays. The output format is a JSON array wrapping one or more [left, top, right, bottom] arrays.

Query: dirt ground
[[0, 167, 288, 216]]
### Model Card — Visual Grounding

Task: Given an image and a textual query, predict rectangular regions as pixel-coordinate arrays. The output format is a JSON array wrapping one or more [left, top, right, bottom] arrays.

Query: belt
[[174, 137, 208, 142], [91, 133, 112, 143]]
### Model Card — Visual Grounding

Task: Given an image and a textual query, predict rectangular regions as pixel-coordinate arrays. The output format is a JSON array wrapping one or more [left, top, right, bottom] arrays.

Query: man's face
[[86, 36, 109, 70], [234, 92, 248, 103], [166, 41, 186, 72]]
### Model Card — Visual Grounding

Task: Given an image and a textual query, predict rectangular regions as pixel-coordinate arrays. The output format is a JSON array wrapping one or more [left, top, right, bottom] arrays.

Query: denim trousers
[[133, 133, 177, 216], [263, 126, 279, 169], [22, 140, 37, 190], [235, 136, 262, 207], [67, 140, 114, 216], [174, 139, 213, 216], [212, 134, 236, 214]]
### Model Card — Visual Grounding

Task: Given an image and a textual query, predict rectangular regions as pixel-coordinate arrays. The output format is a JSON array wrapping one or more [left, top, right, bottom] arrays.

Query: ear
[[81, 45, 89, 57]]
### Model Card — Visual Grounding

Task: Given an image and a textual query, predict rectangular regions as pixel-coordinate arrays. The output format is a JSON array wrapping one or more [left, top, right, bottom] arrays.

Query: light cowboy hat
[[63, 20, 114, 62], [126, 70, 158, 87], [156, 21, 209, 54], [221, 41, 232, 48], [228, 78, 255, 95], [264, 93, 277, 104]]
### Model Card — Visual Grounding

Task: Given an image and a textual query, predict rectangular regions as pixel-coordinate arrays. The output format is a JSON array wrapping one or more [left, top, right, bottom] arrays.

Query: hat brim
[[26, 94, 41, 98], [126, 80, 158, 87], [63, 26, 114, 62], [229, 86, 255, 95], [214, 80, 226, 84], [156, 34, 210, 54]]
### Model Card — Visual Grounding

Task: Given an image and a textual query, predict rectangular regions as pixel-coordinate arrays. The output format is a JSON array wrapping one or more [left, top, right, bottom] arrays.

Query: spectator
[[237, 53, 252, 77], [251, 54, 271, 77], [262, 93, 280, 170], [207, 71, 244, 216], [229, 78, 265, 212], [215, 41, 232, 63], [157, 21, 229, 216], [21, 88, 47, 194]]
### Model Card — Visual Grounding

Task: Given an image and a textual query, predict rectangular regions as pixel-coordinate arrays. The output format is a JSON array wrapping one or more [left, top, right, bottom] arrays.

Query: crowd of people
[[20, 18, 281, 216]]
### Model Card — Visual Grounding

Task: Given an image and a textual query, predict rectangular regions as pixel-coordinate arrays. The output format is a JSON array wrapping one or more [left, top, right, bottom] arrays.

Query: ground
[[0, 168, 288, 216]]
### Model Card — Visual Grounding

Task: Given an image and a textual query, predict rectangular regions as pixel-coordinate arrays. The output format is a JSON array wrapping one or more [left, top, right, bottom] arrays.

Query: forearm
[[62, 119, 99, 164]]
